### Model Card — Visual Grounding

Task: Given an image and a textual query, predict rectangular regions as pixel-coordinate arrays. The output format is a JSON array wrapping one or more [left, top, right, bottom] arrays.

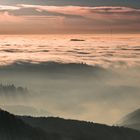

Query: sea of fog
[[0, 34, 140, 67], [0, 34, 140, 125]]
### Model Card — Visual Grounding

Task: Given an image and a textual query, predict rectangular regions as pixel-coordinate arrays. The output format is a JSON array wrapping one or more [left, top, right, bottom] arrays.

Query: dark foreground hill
[[20, 116, 140, 140], [118, 108, 140, 131], [0, 109, 59, 140], [1, 108, 140, 140]]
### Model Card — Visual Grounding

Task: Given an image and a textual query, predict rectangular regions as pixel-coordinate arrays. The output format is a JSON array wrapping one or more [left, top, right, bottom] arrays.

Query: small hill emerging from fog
[[1, 108, 140, 140], [118, 108, 140, 131]]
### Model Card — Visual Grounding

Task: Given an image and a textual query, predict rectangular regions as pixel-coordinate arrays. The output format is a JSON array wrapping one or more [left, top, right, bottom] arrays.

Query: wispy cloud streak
[[0, 5, 20, 10], [19, 4, 140, 17], [18, 5, 140, 24], [0, 4, 140, 33]]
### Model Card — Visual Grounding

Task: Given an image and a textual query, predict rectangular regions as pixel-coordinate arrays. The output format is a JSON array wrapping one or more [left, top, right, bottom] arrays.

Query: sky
[[0, 0, 140, 34]]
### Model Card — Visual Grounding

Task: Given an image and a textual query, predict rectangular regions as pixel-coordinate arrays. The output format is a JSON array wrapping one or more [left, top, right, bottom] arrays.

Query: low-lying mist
[[0, 61, 140, 125]]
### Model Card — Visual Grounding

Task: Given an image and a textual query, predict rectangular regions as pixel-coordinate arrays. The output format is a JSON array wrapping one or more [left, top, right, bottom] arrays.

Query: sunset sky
[[0, 0, 140, 34]]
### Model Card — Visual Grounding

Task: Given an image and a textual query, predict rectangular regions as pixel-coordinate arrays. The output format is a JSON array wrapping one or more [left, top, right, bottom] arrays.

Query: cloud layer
[[0, 4, 140, 33]]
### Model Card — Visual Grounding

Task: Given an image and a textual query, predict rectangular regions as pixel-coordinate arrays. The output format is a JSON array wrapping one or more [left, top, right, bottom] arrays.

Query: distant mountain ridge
[[0, 61, 107, 75], [118, 108, 140, 131], [1, 108, 140, 140], [0, 61, 110, 80]]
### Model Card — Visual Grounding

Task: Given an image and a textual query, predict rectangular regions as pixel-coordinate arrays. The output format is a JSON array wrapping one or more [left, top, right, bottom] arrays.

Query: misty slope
[[118, 109, 140, 131], [0, 109, 58, 140], [20, 116, 140, 140]]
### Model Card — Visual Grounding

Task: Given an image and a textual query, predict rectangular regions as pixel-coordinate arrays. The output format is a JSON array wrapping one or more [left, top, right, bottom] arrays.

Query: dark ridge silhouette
[[20, 116, 140, 140], [0, 84, 28, 96], [0, 109, 60, 140], [0, 61, 108, 77], [0, 61, 96, 72], [1, 108, 140, 140], [118, 108, 140, 131]]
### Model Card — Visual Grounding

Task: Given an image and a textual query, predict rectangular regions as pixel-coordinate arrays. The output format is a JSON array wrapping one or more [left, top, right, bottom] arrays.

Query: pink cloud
[[19, 5, 140, 16], [0, 4, 139, 33], [18, 4, 140, 24], [0, 5, 20, 10], [19, 5, 89, 16], [0, 4, 140, 22], [0, 12, 23, 23]]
